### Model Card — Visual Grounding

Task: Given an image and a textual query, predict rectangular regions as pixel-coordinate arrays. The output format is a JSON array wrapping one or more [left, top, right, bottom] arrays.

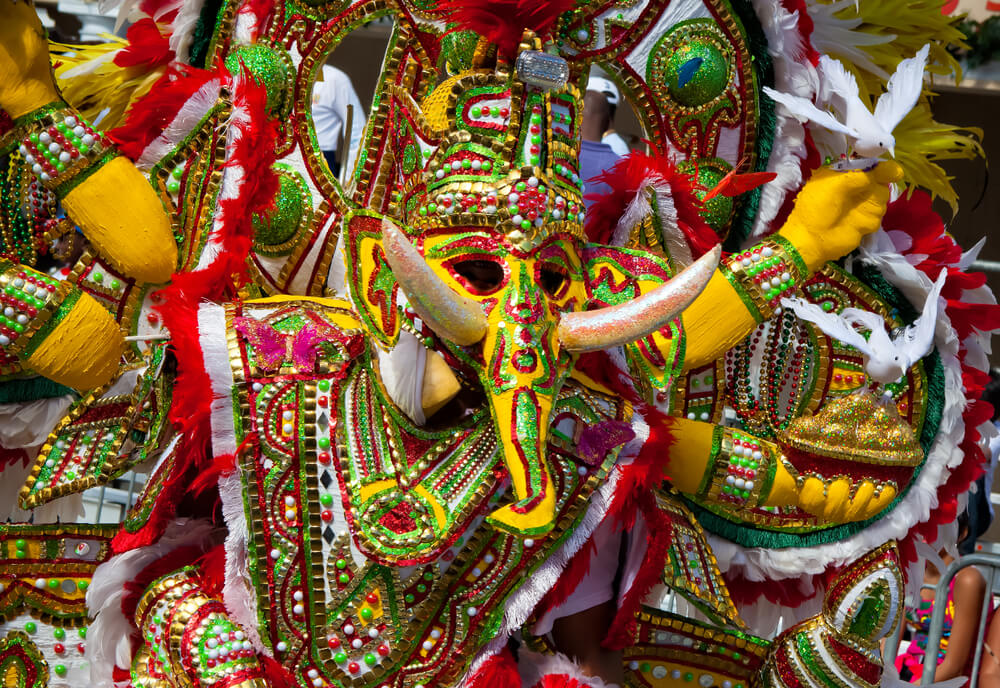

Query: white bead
[[59, 151, 71, 163], [552, 210, 563, 220], [270, 549, 280, 559], [578, 212, 586, 222], [700, 674, 715, 687], [3, 308, 12, 318], [524, 539, 534, 548], [312, 680, 323, 688], [734, 478, 746, 489], [781, 272, 791, 282], [741, 258, 752, 267], [352, 638, 363, 649], [17, 315, 28, 324], [652, 666, 668, 679], [0, 336, 9, 346], [283, 410, 293, 421], [35, 579, 46, 589], [81, 134, 95, 146], [752, 451, 762, 460], [25, 155, 34, 165], [629, 661, 639, 670], [276, 642, 288, 652], [65, 116, 77, 127], [207, 649, 219, 659], [484, 205, 496, 214], [687, 412, 696, 420], [745, 481, 755, 490], [430, 630, 441, 639], [435, 169, 444, 179], [285, 496, 296, 507], [282, 423, 293, 434], [471, 160, 482, 170], [451, 161, 461, 170], [527, 176, 539, 187], [671, 669, 682, 679], [252, 382, 263, 392], [284, 509, 296, 520], [723, 681, 733, 688], [751, 252, 761, 261], [762, 246, 774, 257], [508, 193, 519, 203], [307, 668, 319, 678], [48, 142, 61, 154], [700, 412, 709, 420], [293, 604, 304, 615], [23, 284, 34, 294], [344, 624, 355, 635], [770, 277, 781, 288], [422, 640, 434, 650], [726, 476, 735, 486], [368, 628, 379, 638], [39, 133, 51, 144], [472, 568, 482, 577], [40, 173, 50, 181], [576, 29, 589, 41], [484, 554, 495, 563], [466, 607, 477, 616], [534, 218, 543, 227], [73, 125, 85, 137], [32, 164, 42, 174]]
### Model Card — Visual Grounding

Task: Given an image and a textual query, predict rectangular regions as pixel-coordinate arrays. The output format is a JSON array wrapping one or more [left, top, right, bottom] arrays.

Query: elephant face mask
[[343, 37, 719, 536]]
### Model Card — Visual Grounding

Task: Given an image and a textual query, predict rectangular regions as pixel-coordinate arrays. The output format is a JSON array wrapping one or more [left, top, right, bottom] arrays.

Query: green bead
[[640, 662, 651, 672], [14, 539, 26, 549], [334, 651, 347, 663], [110, 280, 121, 290], [515, 182, 526, 192], [48, 578, 60, 589], [65, 471, 75, 480], [78, 580, 88, 591], [822, 302, 834, 311], [29, 133, 39, 143], [54, 665, 67, 676], [471, 107, 481, 117], [336, 558, 347, 570], [224, 44, 292, 114], [78, 627, 87, 638], [684, 672, 694, 682], [461, 159, 471, 169], [252, 170, 308, 249], [338, 573, 349, 584], [318, 437, 331, 450], [365, 652, 377, 666], [530, 135, 541, 144], [419, 207, 428, 216], [53, 627, 65, 640], [529, 156, 540, 165], [318, 380, 331, 392], [427, 203, 438, 213], [360, 608, 373, 621], [55, 162, 65, 172], [167, 181, 181, 194], [24, 622, 37, 634], [423, 572, 434, 580], [482, 161, 492, 171], [490, 106, 499, 117], [320, 494, 333, 506], [416, 584, 426, 593], [405, 593, 415, 603], [520, 220, 531, 230], [171, 166, 184, 180], [93, 272, 103, 282]]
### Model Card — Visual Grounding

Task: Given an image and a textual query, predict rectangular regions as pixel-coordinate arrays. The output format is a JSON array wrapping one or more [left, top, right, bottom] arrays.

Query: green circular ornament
[[664, 39, 730, 107], [253, 168, 310, 256], [224, 44, 292, 115], [678, 158, 735, 236]]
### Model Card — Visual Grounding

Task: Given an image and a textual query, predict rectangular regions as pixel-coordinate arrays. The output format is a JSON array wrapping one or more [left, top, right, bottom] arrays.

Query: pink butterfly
[[235, 318, 325, 372]]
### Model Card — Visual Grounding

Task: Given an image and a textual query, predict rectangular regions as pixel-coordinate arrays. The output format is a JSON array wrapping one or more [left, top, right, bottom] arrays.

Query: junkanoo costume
[[0, 0, 997, 686]]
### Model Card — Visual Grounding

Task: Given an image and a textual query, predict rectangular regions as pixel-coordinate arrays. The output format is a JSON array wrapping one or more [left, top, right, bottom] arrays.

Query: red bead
[[147, 313, 159, 325], [328, 637, 340, 649], [77, 643, 86, 654], [321, 510, 333, 522], [500, 108, 509, 117], [54, 643, 65, 654], [318, 452, 330, 465], [529, 145, 540, 154], [348, 662, 359, 673], [318, 397, 328, 408], [378, 644, 390, 656], [367, 592, 379, 603]]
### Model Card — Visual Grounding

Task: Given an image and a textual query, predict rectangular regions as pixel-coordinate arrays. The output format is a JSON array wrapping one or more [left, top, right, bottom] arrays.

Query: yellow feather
[[50, 38, 165, 130]]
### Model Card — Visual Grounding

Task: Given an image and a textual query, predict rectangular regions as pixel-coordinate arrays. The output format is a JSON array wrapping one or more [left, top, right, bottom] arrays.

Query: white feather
[[137, 79, 222, 169], [170, 0, 207, 64], [873, 44, 930, 133], [806, 0, 895, 80], [86, 519, 222, 687], [958, 237, 986, 271], [612, 179, 690, 267]]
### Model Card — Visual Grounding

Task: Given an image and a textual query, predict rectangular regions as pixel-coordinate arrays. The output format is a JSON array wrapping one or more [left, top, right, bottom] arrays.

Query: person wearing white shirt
[[586, 75, 631, 156], [312, 65, 367, 177]]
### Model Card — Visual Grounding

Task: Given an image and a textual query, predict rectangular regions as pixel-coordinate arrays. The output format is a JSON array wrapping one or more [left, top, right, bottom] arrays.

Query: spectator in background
[[897, 512, 989, 686], [585, 75, 630, 156], [312, 65, 367, 178], [579, 77, 621, 213]]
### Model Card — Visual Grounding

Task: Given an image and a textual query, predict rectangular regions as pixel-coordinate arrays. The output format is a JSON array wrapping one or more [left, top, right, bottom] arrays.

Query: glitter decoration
[[224, 44, 293, 115], [679, 158, 735, 234], [252, 167, 310, 255], [783, 392, 923, 466]]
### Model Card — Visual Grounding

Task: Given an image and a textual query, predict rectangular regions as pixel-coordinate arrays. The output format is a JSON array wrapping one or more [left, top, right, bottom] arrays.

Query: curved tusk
[[380, 219, 488, 346], [558, 244, 721, 353]]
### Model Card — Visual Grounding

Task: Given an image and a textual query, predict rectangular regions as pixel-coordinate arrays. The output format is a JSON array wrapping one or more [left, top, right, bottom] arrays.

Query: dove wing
[[782, 298, 873, 354], [897, 269, 946, 368], [763, 87, 859, 137], [819, 55, 878, 133], [840, 307, 894, 351], [873, 44, 929, 133]]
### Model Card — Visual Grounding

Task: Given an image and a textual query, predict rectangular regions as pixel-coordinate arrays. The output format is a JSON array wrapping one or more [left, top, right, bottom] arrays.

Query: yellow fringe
[[50, 38, 165, 131]]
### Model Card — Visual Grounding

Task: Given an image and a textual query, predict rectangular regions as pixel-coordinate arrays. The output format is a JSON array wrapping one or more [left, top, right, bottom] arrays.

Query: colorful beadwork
[[16, 106, 111, 196], [722, 239, 806, 321]]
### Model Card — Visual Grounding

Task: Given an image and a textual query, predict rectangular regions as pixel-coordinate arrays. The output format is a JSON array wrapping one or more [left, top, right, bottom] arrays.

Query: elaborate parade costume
[[0, 0, 998, 686]]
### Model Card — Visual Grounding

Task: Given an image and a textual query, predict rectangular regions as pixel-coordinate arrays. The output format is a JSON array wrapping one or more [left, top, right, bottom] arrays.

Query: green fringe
[[0, 376, 75, 404], [189, 0, 227, 69], [724, 0, 776, 253], [687, 261, 947, 549]]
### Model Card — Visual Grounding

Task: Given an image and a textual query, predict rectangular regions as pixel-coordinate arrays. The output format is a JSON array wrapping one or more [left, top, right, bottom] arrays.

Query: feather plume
[[170, 0, 207, 64], [585, 151, 718, 263], [136, 77, 221, 168], [441, 0, 574, 59]]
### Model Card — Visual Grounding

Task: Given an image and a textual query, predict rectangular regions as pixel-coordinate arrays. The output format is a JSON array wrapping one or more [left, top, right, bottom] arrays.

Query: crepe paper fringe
[[440, 0, 575, 60]]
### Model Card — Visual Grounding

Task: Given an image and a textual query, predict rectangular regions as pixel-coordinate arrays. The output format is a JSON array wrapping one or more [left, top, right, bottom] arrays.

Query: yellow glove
[[2, 2, 177, 285]]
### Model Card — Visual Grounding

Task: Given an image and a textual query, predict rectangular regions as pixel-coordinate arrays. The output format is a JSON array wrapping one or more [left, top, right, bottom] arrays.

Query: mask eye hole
[[451, 258, 505, 294], [538, 265, 568, 298]]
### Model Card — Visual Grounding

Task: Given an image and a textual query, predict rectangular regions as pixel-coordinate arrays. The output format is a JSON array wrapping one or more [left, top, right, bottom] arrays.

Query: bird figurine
[[781, 269, 946, 386], [763, 44, 930, 162]]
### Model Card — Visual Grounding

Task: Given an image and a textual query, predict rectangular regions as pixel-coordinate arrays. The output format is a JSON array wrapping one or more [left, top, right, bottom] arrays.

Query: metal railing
[[919, 552, 1000, 687]]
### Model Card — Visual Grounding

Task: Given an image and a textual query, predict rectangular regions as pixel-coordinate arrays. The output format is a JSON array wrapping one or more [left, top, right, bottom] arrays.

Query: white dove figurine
[[781, 269, 946, 386], [763, 44, 930, 160]]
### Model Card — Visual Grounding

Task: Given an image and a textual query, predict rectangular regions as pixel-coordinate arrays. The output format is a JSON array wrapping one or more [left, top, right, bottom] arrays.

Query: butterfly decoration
[[235, 318, 326, 372], [576, 419, 636, 466]]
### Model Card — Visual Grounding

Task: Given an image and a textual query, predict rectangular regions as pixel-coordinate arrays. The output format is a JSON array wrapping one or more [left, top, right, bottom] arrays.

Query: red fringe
[[197, 543, 228, 598], [259, 655, 299, 688], [440, 0, 574, 59], [465, 647, 522, 688], [533, 537, 598, 622], [0, 446, 29, 471], [584, 150, 718, 259], [528, 677, 591, 688]]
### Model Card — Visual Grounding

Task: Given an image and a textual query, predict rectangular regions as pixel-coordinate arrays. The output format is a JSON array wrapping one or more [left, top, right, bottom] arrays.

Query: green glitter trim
[[698, 426, 725, 496], [20, 289, 82, 360], [721, 267, 763, 322], [11, 102, 64, 131], [53, 149, 116, 199], [796, 632, 841, 688]]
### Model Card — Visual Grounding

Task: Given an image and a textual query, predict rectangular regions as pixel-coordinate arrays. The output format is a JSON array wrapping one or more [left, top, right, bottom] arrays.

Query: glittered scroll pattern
[[580, 244, 685, 400], [342, 209, 401, 349]]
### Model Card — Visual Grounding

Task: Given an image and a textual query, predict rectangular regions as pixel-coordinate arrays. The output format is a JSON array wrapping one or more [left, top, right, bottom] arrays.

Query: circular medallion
[[252, 166, 311, 256], [648, 20, 735, 111], [679, 157, 734, 236], [224, 44, 294, 116]]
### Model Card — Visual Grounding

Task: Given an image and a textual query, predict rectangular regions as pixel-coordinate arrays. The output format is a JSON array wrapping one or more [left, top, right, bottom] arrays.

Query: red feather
[[465, 647, 522, 688], [112, 18, 174, 70], [585, 150, 719, 259], [703, 169, 777, 201], [440, 0, 574, 59]]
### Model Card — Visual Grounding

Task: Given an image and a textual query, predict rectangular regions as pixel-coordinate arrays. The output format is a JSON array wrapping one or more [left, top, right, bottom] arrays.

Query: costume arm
[[661, 414, 895, 522], [935, 568, 987, 681], [681, 162, 903, 371]]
